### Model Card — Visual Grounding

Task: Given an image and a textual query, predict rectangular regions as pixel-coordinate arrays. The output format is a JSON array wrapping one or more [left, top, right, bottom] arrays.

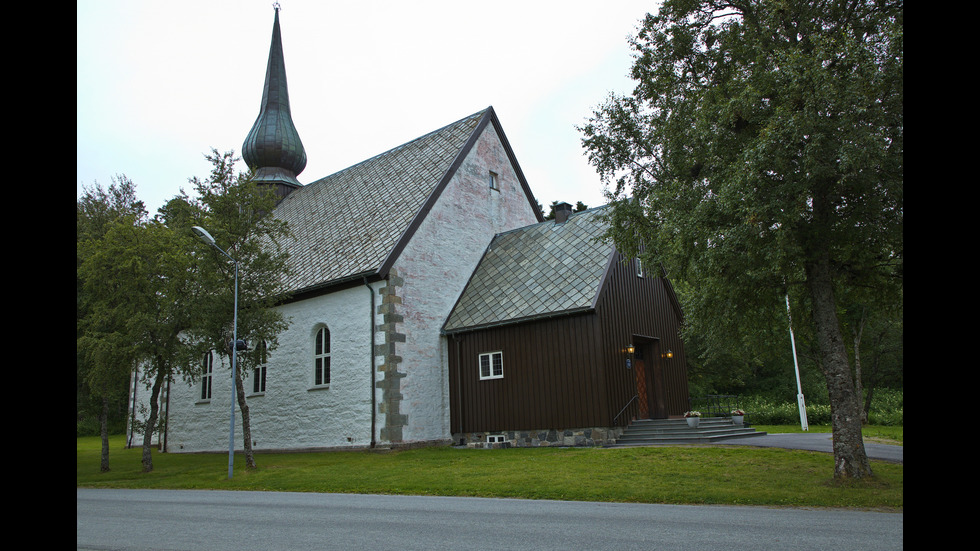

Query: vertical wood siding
[[448, 252, 688, 434], [595, 254, 689, 424], [449, 313, 605, 434]]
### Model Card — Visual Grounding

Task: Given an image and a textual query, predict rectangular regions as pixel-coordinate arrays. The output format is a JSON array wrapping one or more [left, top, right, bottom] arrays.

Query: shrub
[[739, 389, 903, 426]]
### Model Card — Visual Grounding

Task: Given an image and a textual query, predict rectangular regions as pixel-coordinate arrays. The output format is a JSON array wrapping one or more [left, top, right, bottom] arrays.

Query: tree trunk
[[805, 253, 873, 480], [100, 394, 111, 473], [141, 370, 164, 473], [852, 310, 868, 424], [235, 371, 256, 469]]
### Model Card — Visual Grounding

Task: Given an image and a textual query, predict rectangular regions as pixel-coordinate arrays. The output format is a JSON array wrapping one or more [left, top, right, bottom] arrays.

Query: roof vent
[[554, 202, 573, 224]]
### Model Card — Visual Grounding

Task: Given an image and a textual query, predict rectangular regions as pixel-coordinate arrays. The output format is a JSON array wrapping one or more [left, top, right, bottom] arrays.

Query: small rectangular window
[[479, 351, 503, 380], [487, 434, 505, 444], [489, 171, 499, 190]]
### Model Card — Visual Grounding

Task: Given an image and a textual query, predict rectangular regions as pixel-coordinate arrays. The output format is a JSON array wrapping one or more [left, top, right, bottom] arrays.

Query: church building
[[130, 7, 689, 452]]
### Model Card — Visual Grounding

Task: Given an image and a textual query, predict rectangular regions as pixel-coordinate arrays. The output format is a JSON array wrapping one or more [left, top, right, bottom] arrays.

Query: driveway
[[713, 432, 903, 463]]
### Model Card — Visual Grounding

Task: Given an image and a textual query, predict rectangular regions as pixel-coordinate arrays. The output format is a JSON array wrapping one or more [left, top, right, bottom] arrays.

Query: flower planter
[[686, 417, 700, 428], [732, 415, 744, 426]]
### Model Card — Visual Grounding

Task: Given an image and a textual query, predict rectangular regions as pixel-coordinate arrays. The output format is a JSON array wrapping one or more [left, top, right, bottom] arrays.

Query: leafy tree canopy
[[580, 0, 902, 479]]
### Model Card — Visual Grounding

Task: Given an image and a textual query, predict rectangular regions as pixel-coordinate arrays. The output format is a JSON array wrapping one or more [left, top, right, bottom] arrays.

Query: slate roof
[[272, 109, 488, 295], [443, 206, 615, 333]]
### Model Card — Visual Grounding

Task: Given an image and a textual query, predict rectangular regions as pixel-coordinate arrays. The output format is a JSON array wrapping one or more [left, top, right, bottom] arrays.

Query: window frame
[[200, 350, 214, 401], [478, 351, 503, 380], [313, 326, 331, 387], [489, 171, 499, 191], [252, 341, 268, 394]]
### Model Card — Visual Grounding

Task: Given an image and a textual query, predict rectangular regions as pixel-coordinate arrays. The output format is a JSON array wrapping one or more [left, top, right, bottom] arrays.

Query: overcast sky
[[77, 1, 659, 215]]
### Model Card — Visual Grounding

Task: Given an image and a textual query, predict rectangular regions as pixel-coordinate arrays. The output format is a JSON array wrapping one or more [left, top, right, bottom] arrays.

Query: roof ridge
[[491, 202, 610, 239], [307, 107, 490, 184]]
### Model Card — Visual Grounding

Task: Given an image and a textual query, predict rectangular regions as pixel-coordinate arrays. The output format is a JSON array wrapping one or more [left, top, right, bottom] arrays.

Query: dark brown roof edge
[[378, 106, 545, 279], [485, 107, 545, 223], [442, 306, 595, 336], [280, 270, 384, 304]]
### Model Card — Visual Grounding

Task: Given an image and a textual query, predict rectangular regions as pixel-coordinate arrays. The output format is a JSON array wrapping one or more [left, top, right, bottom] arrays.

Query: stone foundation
[[454, 426, 624, 448]]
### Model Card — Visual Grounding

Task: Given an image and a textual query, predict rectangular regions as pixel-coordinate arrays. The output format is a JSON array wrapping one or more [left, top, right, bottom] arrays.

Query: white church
[[129, 8, 690, 453], [131, 8, 540, 452]]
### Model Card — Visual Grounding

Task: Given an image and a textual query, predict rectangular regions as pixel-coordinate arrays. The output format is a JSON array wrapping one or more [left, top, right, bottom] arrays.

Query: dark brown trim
[[281, 271, 384, 304], [378, 107, 544, 280], [591, 249, 619, 310], [484, 107, 545, 223], [443, 306, 595, 336], [377, 110, 493, 279]]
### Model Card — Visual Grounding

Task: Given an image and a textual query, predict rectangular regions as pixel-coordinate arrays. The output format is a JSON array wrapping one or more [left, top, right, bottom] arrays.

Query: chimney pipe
[[554, 202, 573, 224]]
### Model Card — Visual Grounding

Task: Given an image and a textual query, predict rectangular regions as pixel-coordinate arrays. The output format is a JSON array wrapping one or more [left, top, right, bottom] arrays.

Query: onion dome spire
[[243, 5, 306, 200]]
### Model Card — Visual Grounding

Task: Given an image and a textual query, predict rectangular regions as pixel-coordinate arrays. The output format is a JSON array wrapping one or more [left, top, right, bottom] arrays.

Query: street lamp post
[[192, 226, 240, 478], [785, 292, 809, 432]]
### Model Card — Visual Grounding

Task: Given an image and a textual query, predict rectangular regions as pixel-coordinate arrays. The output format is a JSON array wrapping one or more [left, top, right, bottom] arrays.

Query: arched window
[[200, 351, 214, 400], [314, 327, 330, 386], [253, 341, 268, 394]]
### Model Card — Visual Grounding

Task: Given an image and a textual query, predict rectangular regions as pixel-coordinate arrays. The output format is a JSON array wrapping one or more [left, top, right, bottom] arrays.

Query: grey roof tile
[[443, 206, 614, 333], [272, 109, 486, 293]]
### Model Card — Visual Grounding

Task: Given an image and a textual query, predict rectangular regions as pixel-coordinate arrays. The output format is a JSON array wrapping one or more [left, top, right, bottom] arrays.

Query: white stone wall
[[391, 123, 540, 444], [164, 283, 382, 453], [154, 122, 539, 453]]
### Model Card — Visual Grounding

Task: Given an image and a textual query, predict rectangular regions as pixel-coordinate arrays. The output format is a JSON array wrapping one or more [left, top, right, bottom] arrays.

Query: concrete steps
[[608, 417, 766, 447]]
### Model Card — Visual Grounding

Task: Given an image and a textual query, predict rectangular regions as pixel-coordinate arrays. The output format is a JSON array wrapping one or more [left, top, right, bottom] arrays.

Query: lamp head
[[191, 226, 216, 246]]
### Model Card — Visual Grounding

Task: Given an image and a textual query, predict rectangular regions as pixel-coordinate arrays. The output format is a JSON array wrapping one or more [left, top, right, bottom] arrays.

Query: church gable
[[377, 114, 542, 444], [271, 109, 493, 296]]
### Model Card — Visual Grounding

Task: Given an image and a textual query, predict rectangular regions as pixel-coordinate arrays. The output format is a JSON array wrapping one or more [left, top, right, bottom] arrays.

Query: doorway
[[633, 340, 667, 419]]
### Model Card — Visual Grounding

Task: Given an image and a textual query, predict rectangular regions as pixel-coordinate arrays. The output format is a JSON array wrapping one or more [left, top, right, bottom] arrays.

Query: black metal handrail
[[688, 395, 742, 417], [613, 395, 638, 425]]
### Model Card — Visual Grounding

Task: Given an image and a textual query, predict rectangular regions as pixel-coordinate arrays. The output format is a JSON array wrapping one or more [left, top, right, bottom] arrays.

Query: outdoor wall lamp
[[662, 349, 673, 359]]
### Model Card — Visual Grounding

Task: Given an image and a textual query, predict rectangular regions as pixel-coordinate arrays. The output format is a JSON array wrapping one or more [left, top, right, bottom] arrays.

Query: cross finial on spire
[[273, 2, 281, 12], [243, 3, 307, 202]]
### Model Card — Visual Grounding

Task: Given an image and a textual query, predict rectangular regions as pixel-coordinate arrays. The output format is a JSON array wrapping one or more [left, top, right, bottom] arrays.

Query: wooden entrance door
[[634, 353, 650, 419], [634, 344, 667, 419]]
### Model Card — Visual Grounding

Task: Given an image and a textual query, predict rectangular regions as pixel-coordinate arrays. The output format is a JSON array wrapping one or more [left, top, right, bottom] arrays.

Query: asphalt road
[[77, 488, 902, 550]]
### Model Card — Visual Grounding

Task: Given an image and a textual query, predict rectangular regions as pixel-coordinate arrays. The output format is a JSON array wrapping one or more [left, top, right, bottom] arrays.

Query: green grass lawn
[[78, 426, 902, 510]]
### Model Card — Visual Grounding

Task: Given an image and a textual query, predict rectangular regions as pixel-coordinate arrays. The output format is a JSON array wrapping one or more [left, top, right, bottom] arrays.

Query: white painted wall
[[392, 123, 539, 444], [163, 283, 382, 453]]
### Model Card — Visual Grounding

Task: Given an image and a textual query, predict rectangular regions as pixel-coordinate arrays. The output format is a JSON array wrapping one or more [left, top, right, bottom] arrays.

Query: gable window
[[252, 341, 268, 394], [200, 351, 214, 400], [489, 171, 499, 191], [479, 351, 503, 380], [314, 327, 331, 386]]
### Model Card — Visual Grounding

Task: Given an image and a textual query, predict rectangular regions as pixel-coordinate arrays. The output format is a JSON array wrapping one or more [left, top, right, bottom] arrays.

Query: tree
[[77, 176, 148, 471], [580, 0, 902, 480], [78, 215, 202, 472], [175, 149, 292, 470]]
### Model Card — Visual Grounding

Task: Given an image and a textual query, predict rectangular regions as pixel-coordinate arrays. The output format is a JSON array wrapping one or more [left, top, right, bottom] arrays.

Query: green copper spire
[[243, 6, 307, 198]]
